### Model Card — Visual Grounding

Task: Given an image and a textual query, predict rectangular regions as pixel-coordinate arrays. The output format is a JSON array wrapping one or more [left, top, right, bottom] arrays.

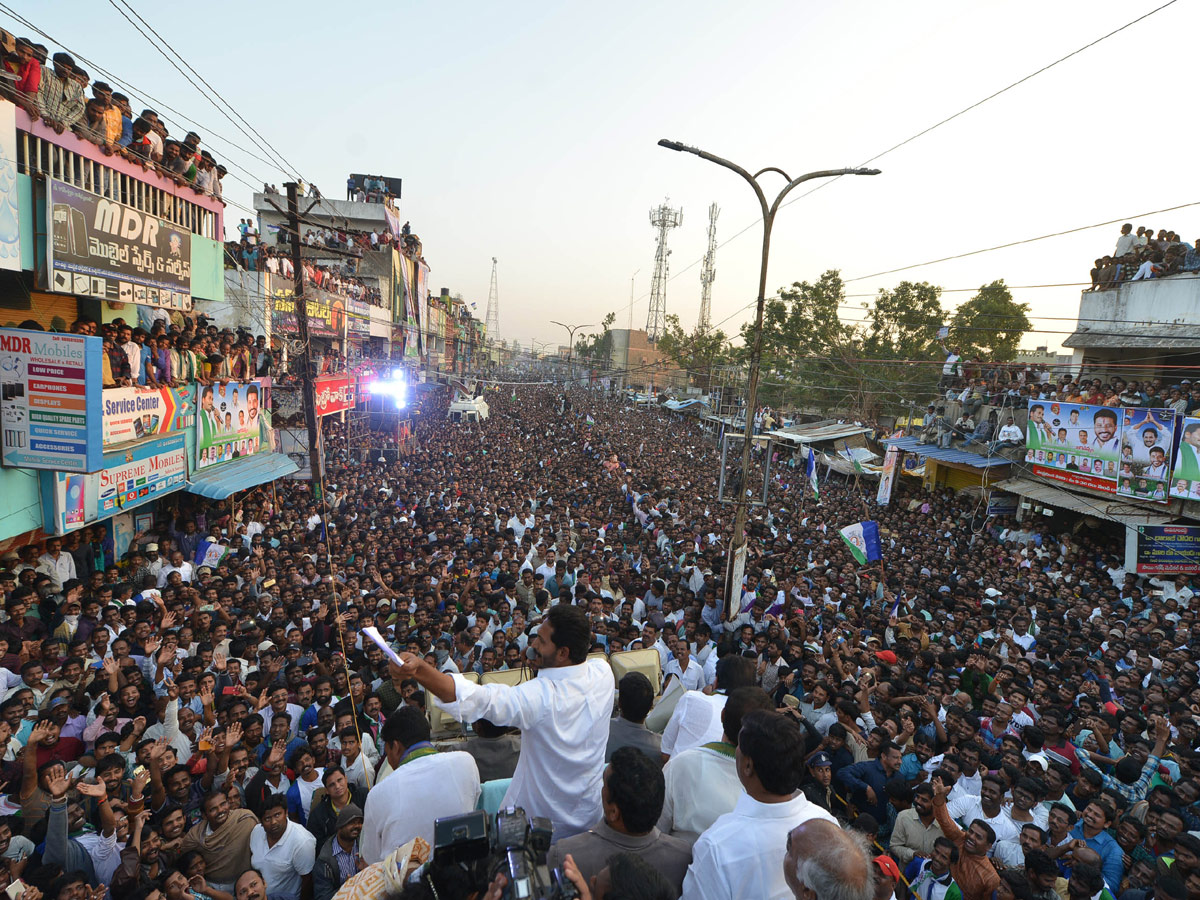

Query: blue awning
[[884, 436, 1011, 469], [186, 453, 300, 499]]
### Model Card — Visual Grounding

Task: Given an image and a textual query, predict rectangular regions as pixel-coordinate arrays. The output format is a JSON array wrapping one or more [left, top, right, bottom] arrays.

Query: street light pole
[[550, 320, 591, 387], [658, 139, 880, 620]]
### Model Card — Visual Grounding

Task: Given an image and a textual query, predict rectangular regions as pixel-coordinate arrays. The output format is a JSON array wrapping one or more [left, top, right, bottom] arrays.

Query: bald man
[[784, 819, 877, 900]]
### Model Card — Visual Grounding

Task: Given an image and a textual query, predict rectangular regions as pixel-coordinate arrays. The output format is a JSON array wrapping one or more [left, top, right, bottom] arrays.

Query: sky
[[16, 0, 1199, 354]]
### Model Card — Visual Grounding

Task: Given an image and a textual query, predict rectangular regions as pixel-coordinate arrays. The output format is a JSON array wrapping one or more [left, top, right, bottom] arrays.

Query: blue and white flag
[[838, 520, 881, 565], [806, 449, 820, 500]]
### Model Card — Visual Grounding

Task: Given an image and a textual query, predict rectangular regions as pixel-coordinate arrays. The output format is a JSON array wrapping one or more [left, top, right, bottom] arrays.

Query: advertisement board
[[987, 491, 1019, 516], [313, 375, 356, 416], [41, 433, 188, 534], [276, 427, 312, 480], [271, 284, 345, 339], [347, 297, 370, 336], [0, 328, 103, 472], [196, 381, 270, 470], [45, 178, 192, 311], [1170, 417, 1200, 501], [1116, 408, 1176, 502], [1135, 524, 1200, 574], [101, 384, 197, 447]]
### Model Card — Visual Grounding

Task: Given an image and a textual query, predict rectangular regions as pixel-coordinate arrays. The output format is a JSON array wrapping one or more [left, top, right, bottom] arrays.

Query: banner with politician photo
[[1025, 400, 1121, 493], [1116, 408, 1176, 502], [195, 381, 268, 471], [1170, 417, 1200, 501]]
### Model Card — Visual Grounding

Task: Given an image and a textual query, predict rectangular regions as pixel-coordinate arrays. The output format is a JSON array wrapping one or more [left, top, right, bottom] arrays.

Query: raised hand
[[27, 720, 51, 747], [45, 768, 70, 800], [266, 739, 287, 769], [212, 650, 227, 672], [75, 778, 108, 799], [199, 686, 215, 709], [131, 766, 151, 796], [101, 657, 119, 678], [226, 721, 243, 747]]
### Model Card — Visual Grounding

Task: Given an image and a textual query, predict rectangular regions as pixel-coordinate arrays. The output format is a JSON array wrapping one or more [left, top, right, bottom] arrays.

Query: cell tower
[[485, 257, 500, 339], [698, 202, 719, 333], [646, 199, 682, 342]]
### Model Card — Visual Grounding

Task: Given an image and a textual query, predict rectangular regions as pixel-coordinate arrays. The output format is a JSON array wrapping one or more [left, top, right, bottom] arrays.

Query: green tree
[[949, 280, 1030, 361], [656, 314, 730, 389], [576, 311, 616, 370], [859, 281, 945, 414]]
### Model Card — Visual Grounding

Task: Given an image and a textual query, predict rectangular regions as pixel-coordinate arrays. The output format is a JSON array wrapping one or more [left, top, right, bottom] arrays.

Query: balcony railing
[[13, 107, 223, 241]]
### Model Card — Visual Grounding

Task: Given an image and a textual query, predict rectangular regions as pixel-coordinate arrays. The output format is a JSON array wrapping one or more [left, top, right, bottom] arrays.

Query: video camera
[[432, 806, 578, 900]]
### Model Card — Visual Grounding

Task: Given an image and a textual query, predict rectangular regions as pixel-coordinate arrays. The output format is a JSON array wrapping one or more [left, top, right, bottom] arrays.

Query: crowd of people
[[0, 380, 1197, 900], [2, 33, 226, 203], [1090, 224, 1200, 290]]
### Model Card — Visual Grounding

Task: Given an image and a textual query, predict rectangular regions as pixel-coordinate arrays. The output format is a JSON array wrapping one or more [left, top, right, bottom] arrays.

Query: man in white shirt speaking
[[394, 603, 612, 840]]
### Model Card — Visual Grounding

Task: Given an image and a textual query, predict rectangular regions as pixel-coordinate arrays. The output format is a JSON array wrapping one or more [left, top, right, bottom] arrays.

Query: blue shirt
[[836, 758, 891, 821], [1069, 822, 1123, 891]]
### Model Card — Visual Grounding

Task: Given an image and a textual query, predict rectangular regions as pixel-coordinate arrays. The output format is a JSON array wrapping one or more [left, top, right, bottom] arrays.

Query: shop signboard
[[195, 381, 270, 470], [0, 328, 103, 472], [270, 283, 345, 339], [41, 432, 188, 534], [313, 375, 355, 416], [101, 384, 197, 447], [1135, 524, 1200, 575], [46, 178, 192, 311]]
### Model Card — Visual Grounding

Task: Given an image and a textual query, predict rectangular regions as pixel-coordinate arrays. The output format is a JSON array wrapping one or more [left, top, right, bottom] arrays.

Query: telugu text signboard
[[46, 179, 192, 311], [0, 328, 103, 472], [314, 375, 355, 416], [42, 432, 188, 534], [101, 384, 197, 448], [1135, 524, 1200, 575], [271, 284, 345, 339]]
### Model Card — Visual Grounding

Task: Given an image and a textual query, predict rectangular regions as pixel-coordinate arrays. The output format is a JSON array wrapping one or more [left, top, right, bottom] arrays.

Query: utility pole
[[284, 182, 324, 497], [658, 140, 879, 619]]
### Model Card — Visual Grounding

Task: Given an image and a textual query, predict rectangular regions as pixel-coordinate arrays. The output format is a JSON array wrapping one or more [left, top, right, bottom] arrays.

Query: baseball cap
[[334, 803, 364, 829], [874, 856, 901, 881], [145, 543, 159, 552], [809, 751, 833, 768], [874, 650, 898, 665]]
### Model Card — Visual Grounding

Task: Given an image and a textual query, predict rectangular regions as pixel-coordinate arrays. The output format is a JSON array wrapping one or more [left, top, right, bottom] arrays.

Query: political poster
[[1025, 400, 1121, 494], [45, 178, 192, 311], [195, 381, 269, 471], [1170, 417, 1200, 501], [101, 384, 196, 447], [876, 447, 900, 506], [1135, 525, 1200, 574], [1116, 408, 1175, 502]]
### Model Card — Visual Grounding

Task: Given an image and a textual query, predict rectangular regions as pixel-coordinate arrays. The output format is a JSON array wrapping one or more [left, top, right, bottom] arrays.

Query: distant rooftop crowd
[[1, 34, 227, 204], [1090, 224, 1200, 289]]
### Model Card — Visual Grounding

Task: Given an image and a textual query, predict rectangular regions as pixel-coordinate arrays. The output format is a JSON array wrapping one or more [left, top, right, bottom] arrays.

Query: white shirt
[[157, 561, 193, 586], [260, 702, 305, 740], [946, 795, 1020, 845], [249, 819, 316, 900], [998, 424, 1023, 441], [683, 791, 837, 900], [37, 552, 75, 588], [360, 750, 481, 864], [661, 690, 726, 758], [664, 657, 704, 692], [438, 658, 612, 839], [658, 743, 741, 840]]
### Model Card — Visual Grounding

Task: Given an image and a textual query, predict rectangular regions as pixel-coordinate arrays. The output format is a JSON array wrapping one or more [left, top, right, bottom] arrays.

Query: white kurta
[[657, 743, 741, 840], [437, 658, 613, 839], [682, 792, 837, 900], [360, 750, 481, 864], [660, 691, 726, 757]]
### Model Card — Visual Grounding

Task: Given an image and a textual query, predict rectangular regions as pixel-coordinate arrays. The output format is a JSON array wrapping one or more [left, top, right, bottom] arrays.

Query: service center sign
[[0, 328, 103, 472], [314, 375, 355, 416], [102, 384, 196, 448], [46, 178, 192, 311], [1135, 524, 1200, 575]]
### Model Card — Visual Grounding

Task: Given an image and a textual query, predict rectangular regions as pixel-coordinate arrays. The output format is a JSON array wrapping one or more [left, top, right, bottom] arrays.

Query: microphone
[[525, 646, 538, 661]]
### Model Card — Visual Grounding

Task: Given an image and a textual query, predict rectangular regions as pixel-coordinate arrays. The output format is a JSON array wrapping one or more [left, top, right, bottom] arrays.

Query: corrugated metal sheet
[[768, 422, 871, 444], [992, 477, 1177, 526], [884, 436, 1010, 469], [1064, 329, 1200, 350]]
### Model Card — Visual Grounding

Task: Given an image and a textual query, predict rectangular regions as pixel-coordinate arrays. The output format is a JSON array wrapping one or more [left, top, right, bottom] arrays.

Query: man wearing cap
[[314, 802, 364, 900], [801, 751, 836, 813]]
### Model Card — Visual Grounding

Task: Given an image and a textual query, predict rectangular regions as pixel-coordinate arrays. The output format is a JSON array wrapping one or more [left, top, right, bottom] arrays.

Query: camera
[[430, 807, 578, 900]]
